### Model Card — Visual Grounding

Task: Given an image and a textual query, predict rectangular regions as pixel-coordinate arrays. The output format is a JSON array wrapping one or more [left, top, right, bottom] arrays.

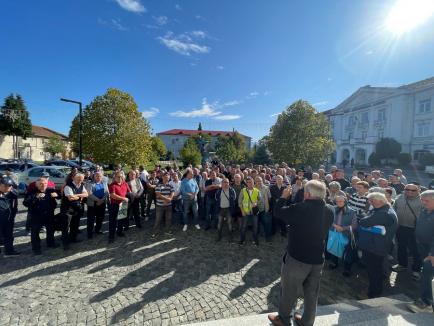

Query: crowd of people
[[0, 162, 433, 323]]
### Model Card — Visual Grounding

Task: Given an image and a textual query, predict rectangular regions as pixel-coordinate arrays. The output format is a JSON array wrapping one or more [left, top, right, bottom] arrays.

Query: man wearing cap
[[0, 177, 20, 256], [23, 177, 58, 255]]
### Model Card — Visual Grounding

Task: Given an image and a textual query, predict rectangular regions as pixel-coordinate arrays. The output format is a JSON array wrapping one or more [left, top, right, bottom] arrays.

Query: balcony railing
[[373, 120, 386, 129]]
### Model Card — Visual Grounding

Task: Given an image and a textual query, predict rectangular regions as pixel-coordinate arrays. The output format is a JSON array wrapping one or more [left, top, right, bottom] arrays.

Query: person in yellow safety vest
[[238, 176, 262, 246]]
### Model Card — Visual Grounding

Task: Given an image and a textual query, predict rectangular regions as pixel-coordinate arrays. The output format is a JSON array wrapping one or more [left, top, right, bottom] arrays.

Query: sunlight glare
[[385, 0, 434, 36]]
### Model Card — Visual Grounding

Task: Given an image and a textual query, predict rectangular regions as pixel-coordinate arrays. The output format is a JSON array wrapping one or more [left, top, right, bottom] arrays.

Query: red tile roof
[[157, 129, 249, 138], [32, 125, 68, 140]]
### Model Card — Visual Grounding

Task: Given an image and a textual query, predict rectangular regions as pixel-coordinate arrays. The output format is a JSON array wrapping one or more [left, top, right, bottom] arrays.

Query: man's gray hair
[[328, 181, 341, 190], [367, 192, 388, 204], [368, 186, 386, 194], [305, 180, 326, 199], [421, 190, 434, 200]]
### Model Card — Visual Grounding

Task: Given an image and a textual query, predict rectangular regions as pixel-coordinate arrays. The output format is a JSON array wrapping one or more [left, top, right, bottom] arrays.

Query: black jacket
[[358, 205, 398, 256], [215, 187, 237, 216], [23, 188, 58, 217], [274, 198, 334, 265]]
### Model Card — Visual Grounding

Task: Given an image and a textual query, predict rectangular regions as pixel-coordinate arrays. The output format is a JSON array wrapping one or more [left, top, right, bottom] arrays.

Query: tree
[[44, 136, 67, 158], [198, 122, 203, 131], [375, 138, 402, 163], [151, 136, 167, 161], [0, 94, 33, 158], [180, 138, 202, 166], [68, 88, 153, 165], [215, 131, 246, 163], [368, 152, 381, 167], [267, 100, 335, 166], [397, 153, 412, 166], [253, 142, 272, 165]]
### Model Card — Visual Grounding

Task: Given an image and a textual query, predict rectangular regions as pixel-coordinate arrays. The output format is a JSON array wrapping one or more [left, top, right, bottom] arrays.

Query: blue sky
[[1, 0, 434, 142]]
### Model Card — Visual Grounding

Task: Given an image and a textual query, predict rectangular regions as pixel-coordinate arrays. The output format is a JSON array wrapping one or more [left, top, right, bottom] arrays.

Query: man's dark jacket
[[274, 198, 334, 265]]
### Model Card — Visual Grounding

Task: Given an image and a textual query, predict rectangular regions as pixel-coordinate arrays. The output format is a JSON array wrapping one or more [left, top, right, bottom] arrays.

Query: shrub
[[397, 153, 412, 166], [368, 152, 381, 167]]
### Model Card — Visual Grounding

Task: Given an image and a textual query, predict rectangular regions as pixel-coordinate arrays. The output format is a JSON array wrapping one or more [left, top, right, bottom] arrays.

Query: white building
[[324, 77, 434, 166], [0, 125, 72, 161], [157, 129, 252, 159]]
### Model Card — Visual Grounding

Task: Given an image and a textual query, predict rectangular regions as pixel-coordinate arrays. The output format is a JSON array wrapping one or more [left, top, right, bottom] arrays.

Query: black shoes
[[4, 250, 21, 257]]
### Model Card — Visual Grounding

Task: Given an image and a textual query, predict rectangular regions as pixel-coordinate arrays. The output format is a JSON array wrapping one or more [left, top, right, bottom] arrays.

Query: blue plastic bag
[[327, 229, 349, 258]]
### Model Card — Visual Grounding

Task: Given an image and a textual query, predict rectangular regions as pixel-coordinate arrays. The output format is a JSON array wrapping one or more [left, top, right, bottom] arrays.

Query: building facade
[[324, 77, 434, 165], [157, 129, 252, 159], [0, 125, 72, 161]]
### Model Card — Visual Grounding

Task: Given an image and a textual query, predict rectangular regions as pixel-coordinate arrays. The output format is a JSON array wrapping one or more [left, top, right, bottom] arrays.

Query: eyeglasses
[[405, 189, 417, 192]]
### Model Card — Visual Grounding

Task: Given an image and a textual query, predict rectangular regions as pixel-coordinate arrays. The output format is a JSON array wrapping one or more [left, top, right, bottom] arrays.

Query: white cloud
[[175, 4, 182, 10], [142, 107, 159, 119], [223, 100, 242, 107], [270, 113, 280, 117], [365, 50, 374, 55], [111, 18, 128, 31], [312, 101, 329, 107], [327, 77, 333, 82], [263, 91, 271, 96], [195, 15, 206, 20], [191, 30, 207, 38], [216, 65, 224, 70], [115, 0, 146, 13], [158, 32, 210, 56], [213, 115, 241, 121], [153, 16, 168, 26], [170, 99, 221, 117]]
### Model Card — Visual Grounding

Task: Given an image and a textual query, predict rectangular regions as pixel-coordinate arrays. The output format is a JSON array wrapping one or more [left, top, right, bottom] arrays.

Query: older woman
[[358, 192, 398, 298], [329, 195, 358, 276], [85, 171, 109, 238], [108, 171, 131, 243], [327, 181, 345, 204]]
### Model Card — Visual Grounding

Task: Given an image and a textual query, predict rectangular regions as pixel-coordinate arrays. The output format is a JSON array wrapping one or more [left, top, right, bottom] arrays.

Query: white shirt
[[140, 170, 149, 183], [64, 182, 88, 197], [170, 180, 182, 199]]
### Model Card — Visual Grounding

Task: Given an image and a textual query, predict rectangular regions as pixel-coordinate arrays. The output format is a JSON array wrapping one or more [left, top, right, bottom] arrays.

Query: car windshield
[[48, 168, 65, 178]]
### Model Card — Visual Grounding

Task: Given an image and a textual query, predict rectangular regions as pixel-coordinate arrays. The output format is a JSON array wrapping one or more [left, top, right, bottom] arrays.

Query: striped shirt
[[155, 183, 174, 207], [348, 193, 368, 215]]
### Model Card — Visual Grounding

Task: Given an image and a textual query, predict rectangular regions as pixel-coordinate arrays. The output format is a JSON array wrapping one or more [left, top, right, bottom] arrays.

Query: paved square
[[0, 201, 419, 325]]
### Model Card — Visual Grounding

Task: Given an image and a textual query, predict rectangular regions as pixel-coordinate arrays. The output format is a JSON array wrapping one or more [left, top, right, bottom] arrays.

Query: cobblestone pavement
[[0, 201, 420, 325]]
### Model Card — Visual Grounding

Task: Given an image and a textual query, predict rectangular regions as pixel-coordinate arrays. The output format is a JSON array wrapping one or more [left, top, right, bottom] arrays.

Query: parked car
[[0, 162, 38, 173], [45, 159, 81, 169], [18, 166, 70, 191], [69, 159, 96, 170]]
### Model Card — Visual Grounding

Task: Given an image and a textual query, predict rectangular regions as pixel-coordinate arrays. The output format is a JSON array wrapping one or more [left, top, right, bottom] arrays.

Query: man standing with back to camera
[[268, 180, 334, 326]]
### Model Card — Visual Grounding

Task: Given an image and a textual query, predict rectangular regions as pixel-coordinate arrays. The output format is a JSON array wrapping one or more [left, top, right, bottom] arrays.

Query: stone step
[[356, 294, 412, 307], [313, 303, 411, 325], [347, 312, 434, 325]]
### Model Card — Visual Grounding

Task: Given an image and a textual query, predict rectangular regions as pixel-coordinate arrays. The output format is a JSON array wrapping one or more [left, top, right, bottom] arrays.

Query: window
[[417, 121, 430, 137], [28, 168, 44, 177], [377, 109, 386, 121], [419, 99, 431, 114], [378, 131, 384, 139], [362, 131, 367, 139], [361, 112, 369, 124], [47, 168, 64, 178], [348, 115, 356, 126]]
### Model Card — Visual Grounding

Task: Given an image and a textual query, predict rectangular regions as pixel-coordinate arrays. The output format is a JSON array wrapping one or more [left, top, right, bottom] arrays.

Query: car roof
[[28, 165, 70, 169]]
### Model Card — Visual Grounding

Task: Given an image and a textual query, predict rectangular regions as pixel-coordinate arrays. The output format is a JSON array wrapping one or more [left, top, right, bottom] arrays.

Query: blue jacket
[[333, 205, 358, 238], [358, 205, 398, 256], [215, 187, 237, 216], [415, 209, 434, 257]]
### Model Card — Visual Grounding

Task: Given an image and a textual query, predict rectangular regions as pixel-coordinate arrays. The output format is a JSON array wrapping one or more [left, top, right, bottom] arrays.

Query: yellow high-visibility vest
[[241, 188, 259, 214]]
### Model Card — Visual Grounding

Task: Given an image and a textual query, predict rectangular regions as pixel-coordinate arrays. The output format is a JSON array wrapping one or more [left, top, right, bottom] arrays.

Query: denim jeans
[[240, 214, 259, 243], [420, 259, 434, 305], [172, 198, 183, 225], [205, 198, 218, 228], [258, 211, 272, 241], [183, 198, 199, 225]]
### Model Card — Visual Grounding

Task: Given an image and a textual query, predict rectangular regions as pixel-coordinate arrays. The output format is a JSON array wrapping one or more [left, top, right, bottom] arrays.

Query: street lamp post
[[60, 98, 83, 167]]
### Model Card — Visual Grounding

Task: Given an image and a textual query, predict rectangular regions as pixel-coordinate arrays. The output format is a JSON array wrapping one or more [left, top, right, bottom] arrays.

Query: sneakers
[[182, 225, 188, 232], [195, 224, 201, 230], [391, 264, 407, 272], [407, 299, 433, 313], [4, 250, 21, 257], [411, 271, 421, 281]]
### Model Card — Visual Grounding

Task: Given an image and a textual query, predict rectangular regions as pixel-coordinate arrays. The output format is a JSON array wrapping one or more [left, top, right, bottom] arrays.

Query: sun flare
[[386, 0, 434, 36]]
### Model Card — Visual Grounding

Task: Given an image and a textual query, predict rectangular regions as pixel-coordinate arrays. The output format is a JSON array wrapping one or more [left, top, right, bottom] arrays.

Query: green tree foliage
[[215, 131, 246, 163], [44, 136, 67, 158], [151, 136, 167, 161], [368, 152, 381, 167], [375, 138, 402, 162], [198, 122, 203, 131], [0, 94, 33, 158], [397, 153, 412, 166], [180, 138, 202, 166], [253, 142, 272, 165], [68, 88, 153, 165], [267, 100, 335, 166]]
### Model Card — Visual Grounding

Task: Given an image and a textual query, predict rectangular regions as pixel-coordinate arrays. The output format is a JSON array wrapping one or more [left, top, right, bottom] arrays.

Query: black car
[[45, 160, 81, 169]]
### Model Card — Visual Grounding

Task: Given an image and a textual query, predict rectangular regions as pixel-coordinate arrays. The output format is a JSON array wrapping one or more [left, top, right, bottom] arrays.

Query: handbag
[[342, 226, 358, 265], [118, 202, 128, 220], [327, 228, 349, 258]]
